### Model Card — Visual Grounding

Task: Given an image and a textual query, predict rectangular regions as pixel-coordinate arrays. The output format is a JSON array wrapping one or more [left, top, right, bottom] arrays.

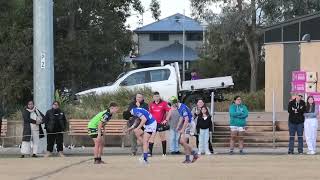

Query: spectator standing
[[229, 96, 248, 155], [288, 94, 306, 154], [191, 69, 200, 80], [168, 104, 181, 154], [191, 99, 214, 153], [127, 93, 149, 156], [21, 100, 45, 158], [44, 101, 67, 157], [196, 106, 213, 155], [148, 92, 171, 156], [304, 96, 318, 155]]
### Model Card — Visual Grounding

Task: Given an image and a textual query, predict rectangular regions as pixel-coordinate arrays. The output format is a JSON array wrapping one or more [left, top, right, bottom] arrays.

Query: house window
[[150, 33, 169, 41], [186, 33, 203, 41]]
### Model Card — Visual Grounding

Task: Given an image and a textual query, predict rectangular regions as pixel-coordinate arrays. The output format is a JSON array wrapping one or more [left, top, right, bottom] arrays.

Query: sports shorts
[[88, 128, 103, 138], [144, 121, 157, 133], [230, 126, 246, 132]]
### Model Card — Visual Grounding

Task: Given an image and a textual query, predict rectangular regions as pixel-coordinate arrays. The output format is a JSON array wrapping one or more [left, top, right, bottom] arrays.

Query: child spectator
[[196, 106, 213, 155]]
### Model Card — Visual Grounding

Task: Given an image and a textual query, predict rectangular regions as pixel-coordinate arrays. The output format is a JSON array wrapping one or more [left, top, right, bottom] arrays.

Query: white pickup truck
[[76, 63, 234, 104]]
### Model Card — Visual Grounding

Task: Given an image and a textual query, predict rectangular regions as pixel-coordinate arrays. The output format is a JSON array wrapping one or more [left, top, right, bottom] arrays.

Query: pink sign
[[292, 71, 306, 82], [291, 81, 306, 92]]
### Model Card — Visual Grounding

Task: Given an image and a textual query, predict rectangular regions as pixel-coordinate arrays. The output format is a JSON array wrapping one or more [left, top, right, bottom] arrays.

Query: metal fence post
[[211, 91, 215, 148], [272, 89, 276, 149]]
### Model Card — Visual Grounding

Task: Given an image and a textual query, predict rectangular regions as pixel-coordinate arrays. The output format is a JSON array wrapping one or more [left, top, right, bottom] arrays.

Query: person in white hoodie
[[304, 96, 319, 155], [21, 100, 45, 158]]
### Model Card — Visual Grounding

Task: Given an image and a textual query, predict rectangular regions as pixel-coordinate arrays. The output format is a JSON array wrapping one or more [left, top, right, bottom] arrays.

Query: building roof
[[134, 13, 203, 33], [263, 11, 320, 31], [133, 42, 199, 63]]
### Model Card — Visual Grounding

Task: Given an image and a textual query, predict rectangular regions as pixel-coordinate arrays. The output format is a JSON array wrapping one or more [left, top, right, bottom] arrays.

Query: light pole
[[201, 21, 208, 45], [33, 0, 54, 115], [182, 9, 186, 81]]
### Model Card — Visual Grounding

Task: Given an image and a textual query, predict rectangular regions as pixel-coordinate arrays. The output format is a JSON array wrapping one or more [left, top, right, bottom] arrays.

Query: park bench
[[69, 119, 127, 148], [0, 119, 8, 147]]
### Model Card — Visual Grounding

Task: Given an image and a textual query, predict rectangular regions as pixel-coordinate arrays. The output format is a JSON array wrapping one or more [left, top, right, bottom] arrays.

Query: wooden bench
[[1, 119, 8, 147], [69, 119, 127, 148]]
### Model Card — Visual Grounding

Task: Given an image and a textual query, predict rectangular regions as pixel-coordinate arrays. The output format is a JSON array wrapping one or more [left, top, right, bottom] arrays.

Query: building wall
[[300, 42, 320, 92], [265, 41, 320, 112], [137, 33, 202, 55], [265, 44, 284, 112]]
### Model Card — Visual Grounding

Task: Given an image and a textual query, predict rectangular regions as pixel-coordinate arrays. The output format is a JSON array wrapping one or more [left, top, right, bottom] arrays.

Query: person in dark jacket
[[21, 100, 45, 158], [44, 101, 67, 157], [288, 94, 306, 154], [196, 106, 213, 155], [191, 99, 214, 153], [126, 93, 149, 156]]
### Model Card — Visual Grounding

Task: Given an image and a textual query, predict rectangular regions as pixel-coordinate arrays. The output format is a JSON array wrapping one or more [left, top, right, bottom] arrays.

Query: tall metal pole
[[33, 0, 54, 113], [33, 0, 54, 153], [182, 9, 186, 81]]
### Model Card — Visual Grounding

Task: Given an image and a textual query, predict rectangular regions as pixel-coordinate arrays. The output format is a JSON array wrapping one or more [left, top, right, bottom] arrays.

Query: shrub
[[215, 90, 265, 112], [65, 87, 154, 119]]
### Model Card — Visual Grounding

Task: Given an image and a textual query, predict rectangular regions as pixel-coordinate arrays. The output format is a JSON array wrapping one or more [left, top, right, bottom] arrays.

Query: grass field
[[1, 154, 320, 180]]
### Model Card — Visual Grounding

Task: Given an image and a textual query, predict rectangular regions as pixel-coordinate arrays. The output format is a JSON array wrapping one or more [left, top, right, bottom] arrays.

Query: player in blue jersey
[[169, 96, 199, 164], [124, 108, 157, 164]]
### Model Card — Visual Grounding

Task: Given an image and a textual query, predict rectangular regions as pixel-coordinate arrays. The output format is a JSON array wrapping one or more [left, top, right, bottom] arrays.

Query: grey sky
[[126, 0, 221, 30]]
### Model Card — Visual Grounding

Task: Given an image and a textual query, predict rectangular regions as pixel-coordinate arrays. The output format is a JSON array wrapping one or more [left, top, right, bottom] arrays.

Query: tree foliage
[[0, 0, 144, 116], [190, 0, 320, 91], [150, 0, 161, 21]]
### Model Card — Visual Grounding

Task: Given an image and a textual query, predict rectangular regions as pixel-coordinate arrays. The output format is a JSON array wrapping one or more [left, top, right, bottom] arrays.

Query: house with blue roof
[[132, 13, 204, 68]]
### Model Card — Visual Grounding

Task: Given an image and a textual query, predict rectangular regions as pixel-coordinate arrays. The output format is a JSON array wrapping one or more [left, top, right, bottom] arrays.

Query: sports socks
[[149, 143, 154, 155], [143, 153, 148, 161], [162, 141, 167, 155]]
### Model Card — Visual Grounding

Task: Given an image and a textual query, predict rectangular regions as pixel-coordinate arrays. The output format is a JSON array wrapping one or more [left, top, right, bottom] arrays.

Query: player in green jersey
[[88, 102, 119, 164]]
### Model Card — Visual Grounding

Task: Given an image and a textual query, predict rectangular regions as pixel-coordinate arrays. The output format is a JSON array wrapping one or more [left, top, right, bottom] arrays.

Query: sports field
[[1, 154, 320, 180]]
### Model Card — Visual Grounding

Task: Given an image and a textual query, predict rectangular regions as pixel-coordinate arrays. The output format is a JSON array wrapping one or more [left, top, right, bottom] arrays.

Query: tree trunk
[[66, 12, 76, 41], [236, 0, 243, 11], [245, 36, 258, 92], [241, 0, 259, 92]]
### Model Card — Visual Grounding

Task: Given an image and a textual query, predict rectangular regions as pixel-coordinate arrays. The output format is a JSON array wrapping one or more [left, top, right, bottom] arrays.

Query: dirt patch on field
[[1, 155, 320, 180]]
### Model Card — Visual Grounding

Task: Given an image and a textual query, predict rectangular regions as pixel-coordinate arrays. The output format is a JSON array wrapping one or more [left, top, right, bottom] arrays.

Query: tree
[[191, 0, 320, 92], [53, 0, 144, 92], [191, 0, 261, 92], [192, 23, 251, 91], [0, 0, 145, 116], [150, 0, 161, 21], [0, 0, 33, 116]]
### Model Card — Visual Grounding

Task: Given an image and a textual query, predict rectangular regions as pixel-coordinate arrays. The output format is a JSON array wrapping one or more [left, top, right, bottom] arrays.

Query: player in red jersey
[[148, 92, 171, 156]]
